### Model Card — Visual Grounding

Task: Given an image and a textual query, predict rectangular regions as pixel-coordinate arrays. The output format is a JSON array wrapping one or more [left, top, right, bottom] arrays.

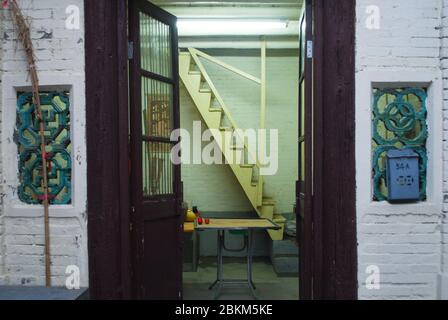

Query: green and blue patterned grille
[[16, 92, 72, 205], [372, 88, 428, 201]]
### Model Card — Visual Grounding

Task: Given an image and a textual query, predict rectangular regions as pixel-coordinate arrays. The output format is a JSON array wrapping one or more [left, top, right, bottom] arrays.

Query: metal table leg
[[216, 230, 224, 299], [209, 230, 224, 299], [209, 229, 257, 300], [247, 229, 257, 299], [192, 230, 199, 272]]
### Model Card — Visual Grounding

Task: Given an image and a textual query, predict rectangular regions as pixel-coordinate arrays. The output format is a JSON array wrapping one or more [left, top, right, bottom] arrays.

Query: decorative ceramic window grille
[[372, 87, 428, 201], [16, 91, 72, 205]]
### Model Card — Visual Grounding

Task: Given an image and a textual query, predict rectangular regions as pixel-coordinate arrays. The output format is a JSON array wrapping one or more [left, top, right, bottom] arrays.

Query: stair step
[[270, 239, 299, 257], [241, 164, 255, 168], [263, 197, 276, 205], [219, 126, 233, 131], [189, 71, 201, 75], [268, 214, 287, 241], [199, 88, 212, 93], [208, 108, 223, 113], [272, 256, 299, 276]]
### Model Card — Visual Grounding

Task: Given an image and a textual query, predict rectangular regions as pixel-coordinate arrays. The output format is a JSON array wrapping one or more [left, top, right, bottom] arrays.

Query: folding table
[[194, 218, 281, 299]]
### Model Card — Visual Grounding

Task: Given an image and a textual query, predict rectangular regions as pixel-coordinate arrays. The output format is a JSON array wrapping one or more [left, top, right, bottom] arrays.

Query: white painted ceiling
[[154, 1, 301, 4], [151, 0, 303, 48], [154, 0, 303, 20]]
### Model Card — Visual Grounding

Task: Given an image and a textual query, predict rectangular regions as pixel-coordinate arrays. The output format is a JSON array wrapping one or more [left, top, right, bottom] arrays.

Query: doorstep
[[0, 286, 89, 300]]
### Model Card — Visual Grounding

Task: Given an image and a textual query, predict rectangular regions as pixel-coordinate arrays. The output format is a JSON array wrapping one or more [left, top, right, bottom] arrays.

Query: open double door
[[127, 0, 314, 300]]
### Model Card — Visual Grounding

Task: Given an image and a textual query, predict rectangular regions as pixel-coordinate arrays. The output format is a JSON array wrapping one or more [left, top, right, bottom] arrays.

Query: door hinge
[[128, 41, 134, 60], [306, 40, 313, 59], [131, 206, 136, 213]]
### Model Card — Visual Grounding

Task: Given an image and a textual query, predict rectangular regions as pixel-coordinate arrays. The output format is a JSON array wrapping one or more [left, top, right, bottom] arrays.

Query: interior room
[[150, 0, 303, 300]]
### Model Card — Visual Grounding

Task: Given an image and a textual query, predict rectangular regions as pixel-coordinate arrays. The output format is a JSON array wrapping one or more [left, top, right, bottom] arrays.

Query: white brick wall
[[0, 0, 87, 287], [356, 0, 446, 299], [441, 0, 448, 300], [181, 54, 299, 215], [0, 7, 5, 285]]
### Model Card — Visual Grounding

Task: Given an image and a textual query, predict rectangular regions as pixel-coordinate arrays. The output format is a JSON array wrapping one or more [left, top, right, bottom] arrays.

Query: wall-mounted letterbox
[[386, 149, 420, 203]]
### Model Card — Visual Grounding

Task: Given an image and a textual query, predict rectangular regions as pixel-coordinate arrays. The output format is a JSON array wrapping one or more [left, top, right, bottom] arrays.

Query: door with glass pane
[[129, 0, 182, 300], [297, 0, 313, 300]]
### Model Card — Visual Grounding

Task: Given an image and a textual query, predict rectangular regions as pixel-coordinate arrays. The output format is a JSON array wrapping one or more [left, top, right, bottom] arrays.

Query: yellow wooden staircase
[[179, 48, 285, 240]]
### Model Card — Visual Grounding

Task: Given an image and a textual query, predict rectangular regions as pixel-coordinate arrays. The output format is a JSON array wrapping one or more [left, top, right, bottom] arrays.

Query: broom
[[4, 0, 52, 286]]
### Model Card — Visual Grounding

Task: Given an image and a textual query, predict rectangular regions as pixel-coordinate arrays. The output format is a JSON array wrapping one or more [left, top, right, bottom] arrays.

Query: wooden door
[[297, 0, 314, 300], [129, 0, 182, 300]]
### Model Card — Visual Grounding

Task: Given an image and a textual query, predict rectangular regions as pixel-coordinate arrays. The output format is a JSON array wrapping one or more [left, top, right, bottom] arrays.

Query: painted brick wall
[[0, 7, 5, 285], [356, 0, 446, 299], [181, 53, 299, 215], [0, 0, 87, 287], [441, 0, 448, 300]]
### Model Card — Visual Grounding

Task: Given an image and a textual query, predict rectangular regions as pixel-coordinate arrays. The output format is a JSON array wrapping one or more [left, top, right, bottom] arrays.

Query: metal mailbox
[[386, 149, 420, 202]]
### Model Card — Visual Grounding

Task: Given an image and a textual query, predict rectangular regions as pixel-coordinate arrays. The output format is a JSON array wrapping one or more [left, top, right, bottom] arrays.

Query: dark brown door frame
[[85, 0, 357, 300], [297, 0, 313, 300], [311, 0, 358, 299], [85, 0, 132, 299]]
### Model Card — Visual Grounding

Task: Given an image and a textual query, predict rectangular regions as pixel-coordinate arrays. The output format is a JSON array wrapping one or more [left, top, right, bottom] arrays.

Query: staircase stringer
[[179, 50, 276, 222]]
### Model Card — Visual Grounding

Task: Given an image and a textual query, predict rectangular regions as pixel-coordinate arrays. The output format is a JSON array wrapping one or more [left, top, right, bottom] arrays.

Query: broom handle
[[9, 0, 51, 287], [32, 69, 51, 288]]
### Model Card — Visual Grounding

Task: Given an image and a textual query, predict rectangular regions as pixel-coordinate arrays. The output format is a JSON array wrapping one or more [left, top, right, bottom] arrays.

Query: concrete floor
[[183, 257, 299, 300]]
